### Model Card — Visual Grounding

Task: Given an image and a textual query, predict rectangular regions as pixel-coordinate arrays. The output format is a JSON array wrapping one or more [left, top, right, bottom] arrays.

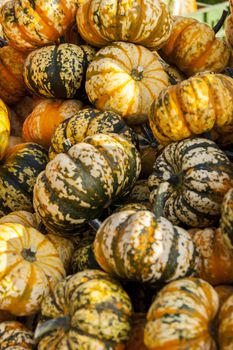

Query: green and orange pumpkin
[[0, 321, 35, 349]]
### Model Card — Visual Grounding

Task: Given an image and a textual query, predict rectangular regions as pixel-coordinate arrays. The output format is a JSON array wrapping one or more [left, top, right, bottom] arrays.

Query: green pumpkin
[[23, 44, 96, 99], [71, 236, 100, 273], [0, 143, 48, 216], [34, 133, 141, 234], [35, 270, 133, 350]]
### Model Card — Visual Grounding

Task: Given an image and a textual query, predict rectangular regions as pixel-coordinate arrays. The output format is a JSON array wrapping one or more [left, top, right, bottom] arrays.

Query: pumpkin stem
[[153, 182, 170, 218], [21, 247, 37, 262], [34, 316, 71, 342], [141, 123, 158, 148], [0, 37, 7, 48], [89, 219, 102, 231], [213, 9, 229, 34]]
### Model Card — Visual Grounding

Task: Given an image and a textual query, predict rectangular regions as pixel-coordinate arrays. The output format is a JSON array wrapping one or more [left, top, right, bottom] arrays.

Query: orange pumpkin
[[22, 99, 83, 148], [0, 321, 35, 348], [162, 16, 230, 76], [4, 136, 24, 159], [215, 285, 233, 307], [0, 99, 10, 160]]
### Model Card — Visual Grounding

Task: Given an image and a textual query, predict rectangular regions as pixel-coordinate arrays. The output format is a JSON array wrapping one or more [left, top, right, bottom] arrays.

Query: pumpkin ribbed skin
[[0, 210, 39, 228], [22, 99, 83, 148], [23, 44, 96, 98], [85, 41, 169, 124], [76, 0, 172, 49], [34, 133, 141, 233], [162, 16, 230, 76], [0, 0, 78, 52], [0, 99, 10, 160], [221, 188, 233, 244], [94, 209, 198, 284], [71, 236, 100, 274], [167, 0, 197, 15], [149, 73, 233, 146], [0, 321, 34, 349], [0, 223, 65, 316], [49, 108, 136, 160], [0, 46, 27, 105], [36, 270, 133, 350], [144, 278, 219, 349], [0, 142, 48, 217], [149, 138, 233, 227], [218, 294, 233, 349]]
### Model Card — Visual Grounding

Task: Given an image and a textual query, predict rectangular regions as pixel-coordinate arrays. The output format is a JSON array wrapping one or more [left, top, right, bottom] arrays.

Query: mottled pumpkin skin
[[71, 236, 100, 274], [144, 278, 219, 349], [0, 142, 48, 217], [0, 223, 65, 316], [0, 321, 35, 349], [0, 0, 78, 51], [22, 99, 83, 148], [94, 209, 198, 284], [34, 133, 141, 233], [162, 16, 230, 76], [0, 99, 10, 160], [23, 44, 96, 99], [218, 294, 233, 350], [0, 46, 27, 105], [149, 73, 233, 146], [36, 270, 133, 350], [49, 108, 136, 160], [77, 0, 172, 49], [149, 138, 233, 227], [221, 188, 233, 245], [85, 41, 169, 124]]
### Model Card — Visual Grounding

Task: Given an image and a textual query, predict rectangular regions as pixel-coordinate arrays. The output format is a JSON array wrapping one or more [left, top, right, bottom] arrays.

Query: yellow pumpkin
[[0, 98, 10, 160]]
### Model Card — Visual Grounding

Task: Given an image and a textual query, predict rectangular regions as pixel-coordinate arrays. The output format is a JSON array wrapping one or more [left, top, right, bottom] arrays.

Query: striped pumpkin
[[0, 0, 78, 51], [0, 321, 35, 349], [85, 41, 169, 124], [144, 278, 219, 349], [149, 138, 233, 227], [0, 99, 10, 160], [221, 188, 233, 245], [23, 44, 96, 99], [161, 16, 230, 76], [71, 236, 100, 274], [215, 285, 233, 307], [0, 46, 27, 105], [22, 99, 83, 148], [0, 210, 39, 228], [0, 142, 48, 217], [34, 133, 141, 233], [49, 108, 136, 159], [218, 294, 233, 349], [76, 0, 172, 49], [0, 223, 65, 316], [149, 73, 233, 146], [94, 207, 199, 284], [166, 0, 197, 15], [35, 270, 133, 349]]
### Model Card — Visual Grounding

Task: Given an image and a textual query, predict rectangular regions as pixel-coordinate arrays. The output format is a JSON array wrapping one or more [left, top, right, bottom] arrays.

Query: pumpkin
[[49, 108, 136, 160], [94, 182, 199, 284], [4, 136, 24, 159], [0, 99, 10, 160], [23, 44, 96, 99], [218, 294, 233, 349], [76, 0, 173, 49], [161, 16, 230, 76], [0, 210, 39, 228], [0, 223, 65, 316], [0, 321, 34, 349], [35, 270, 133, 349], [126, 313, 147, 350], [0, 142, 48, 217], [220, 187, 233, 244], [166, 0, 197, 15], [34, 133, 141, 234], [149, 72, 233, 146], [22, 99, 83, 148], [13, 95, 43, 124], [0, 45, 27, 105], [71, 236, 100, 274], [148, 138, 233, 227], [85, 41, 169, 124], [144, 278, 220, 349], [215, 285, 233, 307], [0, 0, 78, 51]]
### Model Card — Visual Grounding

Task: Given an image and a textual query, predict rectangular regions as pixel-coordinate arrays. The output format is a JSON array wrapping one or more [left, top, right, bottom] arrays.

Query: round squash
[[0, 321, 35, 349], [0, 142, 48, 217], [49, 108, 136, 159], [76, 0, 173, 49], [149, 138, 233, 227], [35, 270, 133, 350], [0, 0, 79, 51], [161, 16, 230, 76], [23, 44, 96, 99], [0, 99, 10, 160], [144, 278, 219, 349], [0, 223, 65, 316], [215, 285, 233, 307], [34, 133, 141, 233], [22, 99, 83, 148], [0, 210, 39, 228], [166, 0, 197, 15], [3, 136, 24, 159], [149, 72, 233, 146], [218, 294, 233, 349], [220, 187, 233, 244], [0, 46, 27, 105], [71, 236, 100, 274], [85, 41, 169, 124]]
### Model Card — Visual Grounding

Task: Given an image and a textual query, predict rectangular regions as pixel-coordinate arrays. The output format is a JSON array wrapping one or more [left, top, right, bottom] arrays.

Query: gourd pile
[[0, 0, 232, 349]]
